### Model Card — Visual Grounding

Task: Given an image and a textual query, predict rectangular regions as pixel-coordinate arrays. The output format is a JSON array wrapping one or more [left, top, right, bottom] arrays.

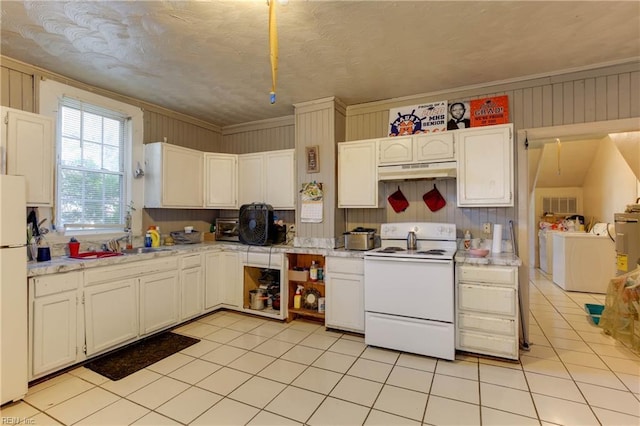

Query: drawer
[[458, 265, 516, 285], [326, 257, 364, 275], [458, 312, 516, 336], [85, 257, 179, 285], [32, 272, 82, 297], [458, 283, 516, 317], [457, 329, 518, 360], [181, 253, 202, 269]]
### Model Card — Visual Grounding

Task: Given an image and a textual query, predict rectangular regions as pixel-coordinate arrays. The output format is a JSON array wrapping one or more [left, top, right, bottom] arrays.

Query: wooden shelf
[[288, 307, 325, 320], [289, 280, 324, 285]]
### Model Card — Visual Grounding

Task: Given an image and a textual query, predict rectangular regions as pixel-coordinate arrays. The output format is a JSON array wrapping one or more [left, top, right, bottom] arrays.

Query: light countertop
[[27, 242, 366, 277]]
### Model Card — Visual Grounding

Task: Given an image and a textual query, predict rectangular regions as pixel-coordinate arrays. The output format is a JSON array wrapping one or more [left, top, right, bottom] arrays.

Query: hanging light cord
[[268, 0, 278, 104]]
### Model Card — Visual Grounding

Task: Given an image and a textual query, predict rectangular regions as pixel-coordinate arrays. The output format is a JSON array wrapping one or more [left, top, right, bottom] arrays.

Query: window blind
[[57, 97, 127, 230]]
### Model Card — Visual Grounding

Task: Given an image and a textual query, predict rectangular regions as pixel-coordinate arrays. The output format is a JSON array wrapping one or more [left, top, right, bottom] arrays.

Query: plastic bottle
[[148, 226, 160, 247], [293, 285, 303, 309], [464, 230, 471, 250], [309, 261, 318, 282], [144, 232, 152, 247]]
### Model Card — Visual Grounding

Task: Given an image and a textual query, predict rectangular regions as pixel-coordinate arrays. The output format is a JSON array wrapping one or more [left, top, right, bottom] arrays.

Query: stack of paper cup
[[492, 224, 503, 254]]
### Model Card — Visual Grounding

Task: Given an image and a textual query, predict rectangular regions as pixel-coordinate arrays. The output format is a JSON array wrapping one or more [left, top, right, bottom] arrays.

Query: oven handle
[[364, 256, 452, 265]]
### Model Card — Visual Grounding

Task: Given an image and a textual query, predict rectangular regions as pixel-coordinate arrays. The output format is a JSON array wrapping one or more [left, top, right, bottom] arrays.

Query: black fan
[[239, 203, 275, 245]]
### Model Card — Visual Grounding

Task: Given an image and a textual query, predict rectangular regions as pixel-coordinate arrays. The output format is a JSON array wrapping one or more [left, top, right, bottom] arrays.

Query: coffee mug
[[37, 247, 51, 262]]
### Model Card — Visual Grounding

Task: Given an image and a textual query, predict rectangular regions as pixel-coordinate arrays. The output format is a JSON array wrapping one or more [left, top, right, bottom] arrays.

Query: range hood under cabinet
[[377, 132, 457, 181], [378, 161, 457, 181]]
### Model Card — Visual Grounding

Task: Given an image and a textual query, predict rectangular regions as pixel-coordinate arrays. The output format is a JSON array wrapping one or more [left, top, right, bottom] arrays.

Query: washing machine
[[551, 227, 616, 293]]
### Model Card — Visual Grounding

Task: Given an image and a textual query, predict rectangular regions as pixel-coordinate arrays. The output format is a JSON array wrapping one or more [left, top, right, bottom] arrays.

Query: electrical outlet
[[483, 223, 491, 234]]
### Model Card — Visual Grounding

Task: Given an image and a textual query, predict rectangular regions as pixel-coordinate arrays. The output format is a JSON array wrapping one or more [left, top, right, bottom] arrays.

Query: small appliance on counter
[[343, 227, 380, 251], [215, 218, 239, 242]]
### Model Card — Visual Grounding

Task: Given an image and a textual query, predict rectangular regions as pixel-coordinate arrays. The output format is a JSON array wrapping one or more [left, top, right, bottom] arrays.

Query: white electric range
[[364, 222, 457, 360]]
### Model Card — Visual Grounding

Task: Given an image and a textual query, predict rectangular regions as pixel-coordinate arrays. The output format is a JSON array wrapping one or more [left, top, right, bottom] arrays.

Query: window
[[56, 97, 129, 232]]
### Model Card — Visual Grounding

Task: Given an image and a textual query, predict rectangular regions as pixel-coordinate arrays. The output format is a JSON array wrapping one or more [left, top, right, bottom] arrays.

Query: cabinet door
[[139, 270, 180, 335], [204, 251, 222, 309], [181, 265, 204, 321], [378, 135, 413, 164], [238, 153, 265, 206], [31, 290, 78, 377], [5, 108, 53, 206], [84, 278, 138, 356], [338, 139, 382, 208], [457, 124, 513, 207], [265, 149, 295, 209], [205, 251, 241, 309], [161, 144, 203, 207], [325, 272, 365, 333], [414, 132, 454, 162], [221, 252, 241, 307], [204, 153, 237, 208]]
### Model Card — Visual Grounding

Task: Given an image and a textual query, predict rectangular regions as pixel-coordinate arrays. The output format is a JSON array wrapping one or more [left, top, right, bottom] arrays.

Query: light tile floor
[[2, 269, 639, 425]]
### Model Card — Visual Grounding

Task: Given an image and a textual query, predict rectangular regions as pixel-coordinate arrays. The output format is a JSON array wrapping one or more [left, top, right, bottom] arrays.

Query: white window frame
[[40, 80, 144, 241], [56, 97, 128, 233]]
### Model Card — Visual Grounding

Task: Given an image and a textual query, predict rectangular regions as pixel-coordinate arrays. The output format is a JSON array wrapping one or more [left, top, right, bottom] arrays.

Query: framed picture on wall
[[306, 145, 320, 173]]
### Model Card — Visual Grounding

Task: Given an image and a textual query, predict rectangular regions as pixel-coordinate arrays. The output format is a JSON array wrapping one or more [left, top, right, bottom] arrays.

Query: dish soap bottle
[[464, 230, 471, 250], [294, 285, 304, 309], [309, 261, 318, 282]]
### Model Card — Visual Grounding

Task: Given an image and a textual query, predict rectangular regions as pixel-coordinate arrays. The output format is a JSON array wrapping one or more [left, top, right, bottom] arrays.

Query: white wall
[[582, 136, 638, 223]]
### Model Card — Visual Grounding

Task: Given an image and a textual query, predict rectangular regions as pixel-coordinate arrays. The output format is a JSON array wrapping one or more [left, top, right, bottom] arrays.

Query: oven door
[[364, 256, 454, 322]]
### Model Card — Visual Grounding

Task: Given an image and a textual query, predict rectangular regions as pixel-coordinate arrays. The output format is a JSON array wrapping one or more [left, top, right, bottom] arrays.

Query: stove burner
[[378, 246, 406, 253], [416, 249, 445, 255]]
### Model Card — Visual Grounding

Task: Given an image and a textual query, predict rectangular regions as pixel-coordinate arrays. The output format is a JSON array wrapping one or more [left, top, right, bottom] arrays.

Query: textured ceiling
[[1, 1, 639, 127]]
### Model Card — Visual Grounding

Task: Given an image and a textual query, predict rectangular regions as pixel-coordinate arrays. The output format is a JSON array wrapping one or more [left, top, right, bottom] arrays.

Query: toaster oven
[[215, 218, 239, 242]]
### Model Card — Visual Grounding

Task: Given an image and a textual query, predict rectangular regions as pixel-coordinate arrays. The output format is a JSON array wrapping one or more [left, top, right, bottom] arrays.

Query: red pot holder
[[423, 184, 446, 212], [388, 186, 409, 213]]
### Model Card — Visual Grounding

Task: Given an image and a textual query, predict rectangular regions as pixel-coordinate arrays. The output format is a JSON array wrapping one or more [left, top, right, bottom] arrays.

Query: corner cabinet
[[238, 149, 295, 209], [325, 257, 365, 333], [456, 124, 513, 207], [338, 139, 383, 208], [144, 142, 204, 208], [455, 264, 519, 360], [2, 107, 54, 206], [205, 153, 237, 208]]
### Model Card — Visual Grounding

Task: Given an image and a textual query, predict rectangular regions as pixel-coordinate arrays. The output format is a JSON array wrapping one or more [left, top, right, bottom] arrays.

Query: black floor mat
[[84, 332, 200, 381]]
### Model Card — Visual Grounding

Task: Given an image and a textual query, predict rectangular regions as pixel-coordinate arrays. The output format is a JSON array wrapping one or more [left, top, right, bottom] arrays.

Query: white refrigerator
[[0, 175, 28, 404]]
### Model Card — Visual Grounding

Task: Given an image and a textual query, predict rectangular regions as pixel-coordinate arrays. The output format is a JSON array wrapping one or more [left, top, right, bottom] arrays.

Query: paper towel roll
[[492, 224, 503, 253]]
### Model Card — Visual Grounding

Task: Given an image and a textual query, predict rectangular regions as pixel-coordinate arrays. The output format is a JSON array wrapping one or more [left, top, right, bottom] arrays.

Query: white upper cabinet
[[414, 132, 455, 162], [238, 149, 295, 209], [265, 149, 295, 209], [238, 153, 265, 206], [457, 124, 513, 207], [2, 107, 54, 206], [379, 133, 455, 165], [205, 153, 237, 208], [338, 139, 383, 208], [378, 135, 413, 164], [144, 142, 204, 208]]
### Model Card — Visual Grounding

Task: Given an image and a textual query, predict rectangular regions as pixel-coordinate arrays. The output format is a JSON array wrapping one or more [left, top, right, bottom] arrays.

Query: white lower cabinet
[[180, 253, 204, 321], [455, 264, 519, 360], [139, 270, 180, 336], [205, 251, 240, 309], [325, 257, 365, 333], [84, 278, 138, 356], [29, 271, 82, 379]]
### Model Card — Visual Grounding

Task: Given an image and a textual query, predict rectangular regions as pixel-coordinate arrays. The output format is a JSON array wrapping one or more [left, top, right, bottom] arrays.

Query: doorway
[[516, 117, 640, 344]]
